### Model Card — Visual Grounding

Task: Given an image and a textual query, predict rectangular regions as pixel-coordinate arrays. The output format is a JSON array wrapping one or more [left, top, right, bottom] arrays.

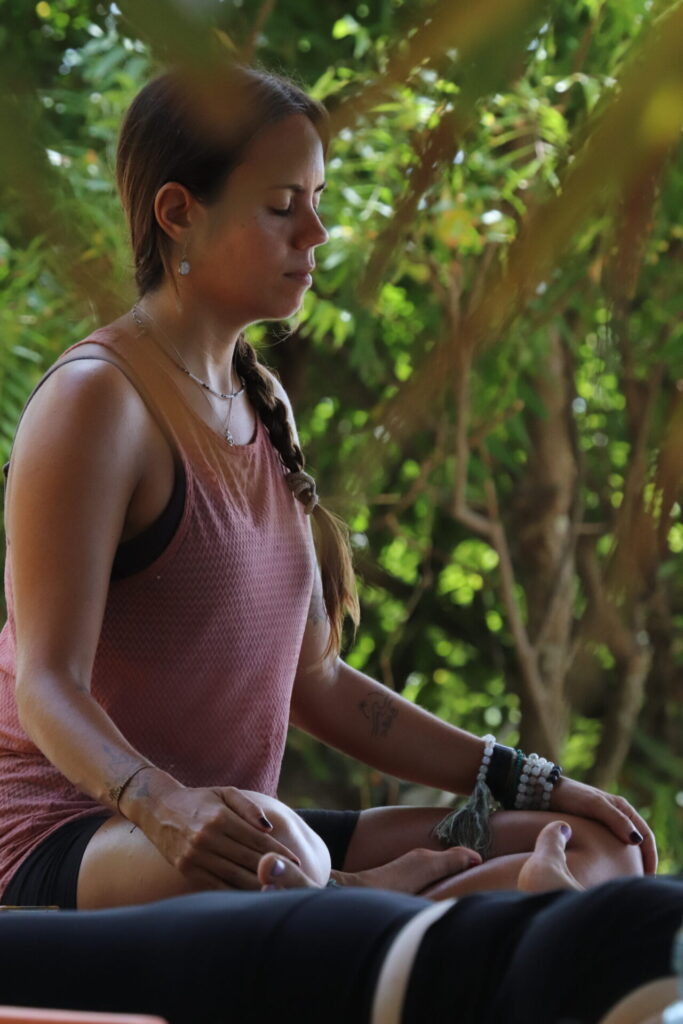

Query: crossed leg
[[259, 817, 590, 895], [77, 796, 643, 909], [337, 805, 643, 898]]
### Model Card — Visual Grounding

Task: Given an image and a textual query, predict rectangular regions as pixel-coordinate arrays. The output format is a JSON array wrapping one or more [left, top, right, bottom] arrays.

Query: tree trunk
[[508, 328, 579, 758]]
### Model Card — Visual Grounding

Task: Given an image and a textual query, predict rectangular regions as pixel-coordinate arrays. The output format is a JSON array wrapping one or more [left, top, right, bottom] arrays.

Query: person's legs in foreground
[[1, 826, 680, 1024], [261, 820, 680, 1024]]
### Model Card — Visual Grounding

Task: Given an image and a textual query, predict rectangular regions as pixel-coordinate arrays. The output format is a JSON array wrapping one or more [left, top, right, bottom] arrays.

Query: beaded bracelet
[[476, 734, 496, 785], [433, 737, 562, 857], [514, 753, 562, 810], [474, 739, 562, 811]]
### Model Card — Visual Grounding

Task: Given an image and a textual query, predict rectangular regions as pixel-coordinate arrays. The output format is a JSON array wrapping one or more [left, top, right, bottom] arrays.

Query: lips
[[284, 269, 313, 285]]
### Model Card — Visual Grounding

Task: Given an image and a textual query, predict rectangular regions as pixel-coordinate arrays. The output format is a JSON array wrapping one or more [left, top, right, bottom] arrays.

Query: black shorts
[[0, 877, 681, 1023], [2, 808, 360, 909]]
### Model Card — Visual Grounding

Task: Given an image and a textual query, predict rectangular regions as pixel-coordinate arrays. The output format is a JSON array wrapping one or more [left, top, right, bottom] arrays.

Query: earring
[[178, 241, 190, 276]]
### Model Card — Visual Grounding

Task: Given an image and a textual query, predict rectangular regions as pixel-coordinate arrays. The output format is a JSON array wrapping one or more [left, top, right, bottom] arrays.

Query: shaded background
[[1, 0, 682, 869]]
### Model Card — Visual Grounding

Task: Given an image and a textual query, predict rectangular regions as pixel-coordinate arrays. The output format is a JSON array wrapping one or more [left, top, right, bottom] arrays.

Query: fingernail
[[469, 855, 481, 866], [260, 815, 273, 829], [262, 884, 276, 891], [270, 858, 286, 878], [560, 824, 572, 841], [630, 829, 643, 844]]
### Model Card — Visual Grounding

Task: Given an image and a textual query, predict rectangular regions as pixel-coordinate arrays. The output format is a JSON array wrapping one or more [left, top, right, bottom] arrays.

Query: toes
[[447, 846, 483, 871], [257, 852, 319, 890], [533, 820, 572, 862]]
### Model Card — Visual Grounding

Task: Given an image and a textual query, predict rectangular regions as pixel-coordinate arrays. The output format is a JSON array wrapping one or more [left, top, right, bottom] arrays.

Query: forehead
[[231, 113, 325, 191]]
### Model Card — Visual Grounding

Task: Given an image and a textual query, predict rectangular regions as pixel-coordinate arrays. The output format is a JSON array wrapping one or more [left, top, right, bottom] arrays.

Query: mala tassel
[[432, 778, 497, 860]]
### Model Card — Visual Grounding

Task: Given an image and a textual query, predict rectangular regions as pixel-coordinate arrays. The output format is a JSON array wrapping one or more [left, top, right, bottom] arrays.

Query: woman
[[0, 63, 654, 911]]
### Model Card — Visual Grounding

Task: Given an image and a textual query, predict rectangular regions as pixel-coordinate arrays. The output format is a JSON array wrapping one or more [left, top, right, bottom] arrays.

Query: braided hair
[[117, 63, 359, 656], [234, 338, 358, 655]]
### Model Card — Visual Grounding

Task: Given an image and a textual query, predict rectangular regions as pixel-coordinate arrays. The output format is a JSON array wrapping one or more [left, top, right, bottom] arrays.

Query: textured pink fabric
[[0, 329, 315, 894]]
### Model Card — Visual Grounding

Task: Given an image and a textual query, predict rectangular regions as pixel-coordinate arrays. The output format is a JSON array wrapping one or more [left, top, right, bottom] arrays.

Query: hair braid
[[235, 337, 359, 657]]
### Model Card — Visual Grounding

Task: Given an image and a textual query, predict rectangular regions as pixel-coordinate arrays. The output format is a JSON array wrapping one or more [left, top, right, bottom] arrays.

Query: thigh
[[78, 794, 331, 909], [77, 814, 195, 908]]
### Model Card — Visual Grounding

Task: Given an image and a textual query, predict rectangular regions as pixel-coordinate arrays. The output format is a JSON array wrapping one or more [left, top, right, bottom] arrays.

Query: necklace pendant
[[225, 430, 235, 446]]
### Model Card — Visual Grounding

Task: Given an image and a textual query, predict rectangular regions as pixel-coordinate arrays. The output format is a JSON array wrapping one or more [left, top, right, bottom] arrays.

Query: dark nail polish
[[560, 824, 572, 841], [270, 858, 286, 878], [630, 829, 643, 844], [260, 815, 273, 829]]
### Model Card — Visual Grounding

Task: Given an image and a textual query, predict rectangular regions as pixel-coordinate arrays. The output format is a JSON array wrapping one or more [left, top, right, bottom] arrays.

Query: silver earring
[[178, 242, 190, 276]]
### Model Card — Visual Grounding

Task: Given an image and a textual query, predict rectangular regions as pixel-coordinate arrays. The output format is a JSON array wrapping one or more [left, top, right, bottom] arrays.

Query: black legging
[[1, 877, 681, 1024]]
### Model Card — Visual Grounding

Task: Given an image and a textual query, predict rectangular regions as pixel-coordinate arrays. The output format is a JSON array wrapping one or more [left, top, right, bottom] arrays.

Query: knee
[[243, 793, 331, 885], [567, 816, 644, 881]]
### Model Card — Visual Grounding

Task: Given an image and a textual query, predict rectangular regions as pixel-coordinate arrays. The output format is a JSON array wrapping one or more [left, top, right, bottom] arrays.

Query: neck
[[136, 284, 244, 394]]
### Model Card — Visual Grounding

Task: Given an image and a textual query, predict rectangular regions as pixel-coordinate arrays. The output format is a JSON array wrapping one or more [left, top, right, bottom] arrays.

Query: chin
[[259, 300, 304, 322]]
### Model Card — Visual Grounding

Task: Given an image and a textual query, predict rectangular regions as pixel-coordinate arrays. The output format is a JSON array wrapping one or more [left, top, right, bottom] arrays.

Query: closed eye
[[269, 204, 323, 218]]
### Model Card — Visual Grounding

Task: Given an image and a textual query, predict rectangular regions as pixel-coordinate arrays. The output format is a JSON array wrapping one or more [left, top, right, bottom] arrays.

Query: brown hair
[[116, 64, 358, 656]]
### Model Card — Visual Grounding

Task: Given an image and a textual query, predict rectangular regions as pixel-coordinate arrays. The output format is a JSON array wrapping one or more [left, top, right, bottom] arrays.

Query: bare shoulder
[[13, 343, 152, 458], [7, 340, 159, 508]]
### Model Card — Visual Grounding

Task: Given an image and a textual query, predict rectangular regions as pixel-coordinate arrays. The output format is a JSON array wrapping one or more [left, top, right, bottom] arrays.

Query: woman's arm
[[7, 357, 297, 889], [290, 572, 657, 872], [291, 587, 483, 793]]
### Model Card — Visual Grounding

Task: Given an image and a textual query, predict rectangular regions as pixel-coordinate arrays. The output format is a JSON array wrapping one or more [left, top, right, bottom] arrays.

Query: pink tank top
[[0, 329, 316, 894]]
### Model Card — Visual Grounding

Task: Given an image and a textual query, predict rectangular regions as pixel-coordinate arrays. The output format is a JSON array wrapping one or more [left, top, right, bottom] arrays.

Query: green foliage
[[1, 0, 682, 869]]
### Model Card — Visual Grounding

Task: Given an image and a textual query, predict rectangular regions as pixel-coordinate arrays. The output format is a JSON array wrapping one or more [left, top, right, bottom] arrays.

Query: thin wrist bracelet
[[112, 764, 152, 813]]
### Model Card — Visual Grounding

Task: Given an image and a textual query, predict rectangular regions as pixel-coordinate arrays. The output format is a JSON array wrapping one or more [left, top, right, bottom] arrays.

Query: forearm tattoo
[[359, 692, 398, 738]]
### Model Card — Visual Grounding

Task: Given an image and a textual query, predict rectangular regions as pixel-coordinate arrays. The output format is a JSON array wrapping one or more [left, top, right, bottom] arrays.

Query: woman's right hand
[[129, 777, 303, 891]]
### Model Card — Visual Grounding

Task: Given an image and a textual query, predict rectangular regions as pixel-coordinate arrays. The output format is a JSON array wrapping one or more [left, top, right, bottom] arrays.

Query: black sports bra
[[111, 460, 186, 580]]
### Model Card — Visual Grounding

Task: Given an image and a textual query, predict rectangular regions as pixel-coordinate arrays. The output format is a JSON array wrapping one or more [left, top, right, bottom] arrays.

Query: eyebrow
[[267, 182, 327, 192]]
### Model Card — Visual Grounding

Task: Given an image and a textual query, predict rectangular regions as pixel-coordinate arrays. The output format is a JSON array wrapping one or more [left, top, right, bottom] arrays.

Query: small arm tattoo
[[359, 692, 398, 738]]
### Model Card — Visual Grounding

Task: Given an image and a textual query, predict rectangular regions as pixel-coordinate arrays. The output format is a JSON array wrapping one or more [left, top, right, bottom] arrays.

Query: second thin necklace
[[131, 304, 246, 446]]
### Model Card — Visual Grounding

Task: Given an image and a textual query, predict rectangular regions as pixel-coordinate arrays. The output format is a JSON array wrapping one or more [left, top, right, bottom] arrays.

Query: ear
[[153, 182, 199, 243]]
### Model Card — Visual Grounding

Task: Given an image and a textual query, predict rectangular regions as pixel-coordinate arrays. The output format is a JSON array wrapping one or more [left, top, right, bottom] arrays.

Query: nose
[[295, 206, 328, 249]]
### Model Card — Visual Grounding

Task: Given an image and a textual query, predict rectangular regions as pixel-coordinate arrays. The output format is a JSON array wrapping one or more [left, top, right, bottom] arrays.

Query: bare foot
[[517, 821, 583, 893], [336, 846, 481, 894], [257, 846, 482, 894]]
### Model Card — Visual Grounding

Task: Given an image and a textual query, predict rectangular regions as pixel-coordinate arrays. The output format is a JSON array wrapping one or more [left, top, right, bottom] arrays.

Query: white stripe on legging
[[370, 898, 457, 1024]]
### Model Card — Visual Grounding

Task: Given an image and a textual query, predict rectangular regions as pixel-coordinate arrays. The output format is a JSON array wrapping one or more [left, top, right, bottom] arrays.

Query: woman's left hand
[[550, 776, 657, 873]]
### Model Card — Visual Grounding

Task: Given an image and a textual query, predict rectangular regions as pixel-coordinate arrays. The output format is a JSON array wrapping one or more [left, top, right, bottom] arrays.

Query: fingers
[[611, 795, 658, 874], [212, 787, 302, 864], [258, 852, 319, 891], [218, 786, 275, 832], [599, 797, 658, 874], [639, 831, 658, 875], [554, 778, 658, 874]]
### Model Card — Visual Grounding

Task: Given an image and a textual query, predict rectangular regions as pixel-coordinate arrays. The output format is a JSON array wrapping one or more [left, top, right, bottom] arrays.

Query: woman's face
[[187, 113, 328, 326]]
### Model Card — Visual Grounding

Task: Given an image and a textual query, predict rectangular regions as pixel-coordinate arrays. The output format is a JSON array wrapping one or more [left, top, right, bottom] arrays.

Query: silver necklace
[[131, 304, 245, 445]]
